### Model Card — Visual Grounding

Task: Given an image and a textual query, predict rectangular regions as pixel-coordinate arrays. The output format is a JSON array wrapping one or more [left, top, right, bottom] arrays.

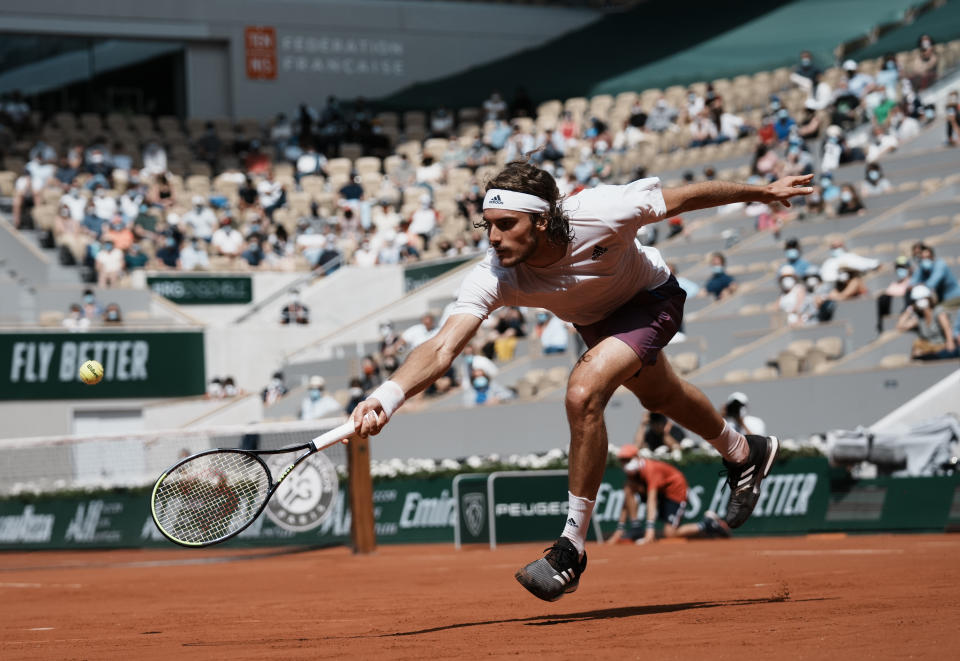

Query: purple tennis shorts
[[574, 275, 686, 366]]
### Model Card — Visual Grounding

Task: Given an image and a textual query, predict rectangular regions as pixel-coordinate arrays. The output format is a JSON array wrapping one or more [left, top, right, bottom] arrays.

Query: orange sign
[[245, 26, 277, 80]]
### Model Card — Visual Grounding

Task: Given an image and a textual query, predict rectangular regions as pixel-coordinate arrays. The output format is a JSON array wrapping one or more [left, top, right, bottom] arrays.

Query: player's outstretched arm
[[661, 174, 814, 217], [352, 313, 482, 437]]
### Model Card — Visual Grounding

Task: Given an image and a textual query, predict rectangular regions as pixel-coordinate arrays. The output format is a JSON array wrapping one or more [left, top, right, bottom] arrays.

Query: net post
[[348, 434, 376, 554]]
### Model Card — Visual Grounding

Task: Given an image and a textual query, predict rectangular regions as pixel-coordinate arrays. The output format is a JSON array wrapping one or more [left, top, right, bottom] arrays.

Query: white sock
[[706, 421, 749, 464], [561, 491, 595, 556]]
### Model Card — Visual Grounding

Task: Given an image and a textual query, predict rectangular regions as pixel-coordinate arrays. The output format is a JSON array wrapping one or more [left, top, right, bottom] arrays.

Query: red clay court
[[2, 533, 958, 660]]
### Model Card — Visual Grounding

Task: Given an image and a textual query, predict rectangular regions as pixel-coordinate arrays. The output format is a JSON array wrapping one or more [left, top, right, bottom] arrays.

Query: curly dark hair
[[474, 161, 573, 247]]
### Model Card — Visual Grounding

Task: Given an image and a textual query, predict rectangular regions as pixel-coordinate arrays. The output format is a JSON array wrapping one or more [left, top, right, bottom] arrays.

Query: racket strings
[[153, 453, 270, 544]]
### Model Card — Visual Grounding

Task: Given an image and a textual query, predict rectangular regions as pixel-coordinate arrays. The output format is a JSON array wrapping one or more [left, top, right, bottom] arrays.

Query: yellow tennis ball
[[79, 360, 104, 385]]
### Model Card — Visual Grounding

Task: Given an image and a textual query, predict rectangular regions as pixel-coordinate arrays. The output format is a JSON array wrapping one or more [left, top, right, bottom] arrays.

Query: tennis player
[[353, 162, 813, 601], [606, 444, 729, 545]]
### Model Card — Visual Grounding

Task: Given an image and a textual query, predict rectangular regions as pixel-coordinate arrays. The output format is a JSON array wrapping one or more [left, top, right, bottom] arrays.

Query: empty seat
[[815, 336, 844, 360], [879, 354, 910, 369], [672, 352, 699, 375]]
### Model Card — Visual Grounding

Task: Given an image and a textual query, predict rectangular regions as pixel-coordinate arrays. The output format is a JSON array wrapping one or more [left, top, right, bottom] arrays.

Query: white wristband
[[369, 380, 405, 420]]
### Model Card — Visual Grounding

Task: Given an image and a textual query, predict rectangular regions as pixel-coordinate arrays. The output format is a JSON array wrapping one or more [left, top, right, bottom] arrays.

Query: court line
[[756, 549, 905, 556]]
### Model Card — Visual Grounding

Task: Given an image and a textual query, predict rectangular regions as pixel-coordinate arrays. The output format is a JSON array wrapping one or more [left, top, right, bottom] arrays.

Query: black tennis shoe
[[702, 510, 731, 538], [722, 435, 779, 528], [515, 537, 586, 602]]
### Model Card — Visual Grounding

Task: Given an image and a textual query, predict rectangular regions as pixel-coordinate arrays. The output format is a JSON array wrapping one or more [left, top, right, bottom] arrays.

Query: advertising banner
[[1, 331, 206, 400], [147, 274, 253, 305]]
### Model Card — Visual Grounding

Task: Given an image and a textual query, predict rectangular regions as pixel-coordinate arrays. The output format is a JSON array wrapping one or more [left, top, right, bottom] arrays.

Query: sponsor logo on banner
[[399, 490, 455, 529], [0, 505, 55, 543], [264, 453, 339, 532], [9, 340, 149, 384], [708, 472, 819, 518], [65, 500, 123, 543], [462, 492, 486, 537]]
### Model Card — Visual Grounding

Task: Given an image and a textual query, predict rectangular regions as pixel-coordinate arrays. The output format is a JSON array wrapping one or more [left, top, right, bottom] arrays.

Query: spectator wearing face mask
[[212, 217, 244, 258], [463, 366, 514, 407], [261, 371, 289, 406], [897, 285, 957, 360], [704, 252, 737, 300], [910, 245, 960, 310], [62, 304, 90, 332], [344, 377, 366, 414], [772, 108, 796, 142], [875, 53, 901, 99], [102, 303, 123, 325], [179, 238, 210, 271], [155, 233, 181, 269], [909, 34, 939, 92], [103, 216, 134, 252], [95, 239, 125, 287], [536, 310, 569, 354], [408, 195, 439, 251], [300, 376, 343, 420], [947, 91, 960, 147], [836, 184, 864, 216], [777, 266, 808, 326], [358, 355, 382, 392], [183, 196, 217, 242], [860, 163, 892, 198], [92, 187, 118, 222], [241, 237, 265, 268], [876, 256, 913, 333], [636, 412, 684, 452], [794, 50, 821, 82], [779, 238, 812, 277], [280, 294, 310, 325], [866, 125, 898, 164]]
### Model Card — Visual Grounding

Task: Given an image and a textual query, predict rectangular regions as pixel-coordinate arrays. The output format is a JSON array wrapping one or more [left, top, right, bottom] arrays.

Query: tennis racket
[[150, 420, 356, 547]]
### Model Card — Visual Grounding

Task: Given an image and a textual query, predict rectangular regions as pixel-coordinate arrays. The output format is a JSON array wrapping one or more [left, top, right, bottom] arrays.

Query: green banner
[[0, 331, 206, 399], [403, 255, 473, 292], [0, 477, 460, 550], [454, 473, 490, 546], [147, 274, 252, 304]]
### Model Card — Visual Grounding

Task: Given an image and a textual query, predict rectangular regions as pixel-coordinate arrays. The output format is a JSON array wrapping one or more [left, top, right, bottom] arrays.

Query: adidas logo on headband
[[488, 194, 503, 205]]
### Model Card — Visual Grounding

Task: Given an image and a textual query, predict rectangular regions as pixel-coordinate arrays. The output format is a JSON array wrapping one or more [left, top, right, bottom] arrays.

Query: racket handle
[[309, 420, 356, 451]]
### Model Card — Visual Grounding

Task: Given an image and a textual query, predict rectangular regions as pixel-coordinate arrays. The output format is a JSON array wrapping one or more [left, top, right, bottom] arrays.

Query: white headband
[[483, 189, 550, 214]]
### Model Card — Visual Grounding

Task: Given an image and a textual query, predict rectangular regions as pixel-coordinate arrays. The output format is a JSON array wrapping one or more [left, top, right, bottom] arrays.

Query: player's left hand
[[763, 174, 814, 207]]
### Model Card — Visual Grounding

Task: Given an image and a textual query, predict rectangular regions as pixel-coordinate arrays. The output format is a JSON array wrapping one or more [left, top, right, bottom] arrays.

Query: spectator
[[339, 175, 364, 201], [241, 237, 265, 268], [704, 252, 737, 300], [946, 90, 960, 147], [429, 106, 454, 138], [155, 234, 181, 269], [535, 311, 569, 354], [911, 245, 960, 309], [211, 218, 244, 258], [897, 285, 957, 360], [821, 239, 881, 285], [408, 196, 438, 251], [207, 377, 224, 399], [635, 412, 684, 452], [179, 238, 210, 271], [830, 267, 869, 302], [195, 121, 221, 171], [95, 240, 125, 287], [777, 265, 809, 326], [463, 365, 513, 407], [280, 292, 310, 324], [646, 97, 677, 133], [482, 90, 507, 122], [780, 237, 812, 276], [183, 196, 217, 242], [103, 216, 134, 252], [794, 50, 821, 82], [92, 187, 118, 222], [874, 53, 901, 99], [80, 289, 102, 320], [836, 184, 864, 215], [60, 187, 87, 223], [344, 377, 365, 414], [300, 376, 343, 420], [866, 125, 898, 163], [149, 173, 175, 210], [876, 256, 913, 333], [261, 371, 289, 406], [667, 262, 699, 298], [772, 108, 796, 142], [402, 312, 438, 350], [257, 170, 286, 220], [125, 243, 149, 271], [358, 355, 383, 392], [689, 109, 719, 147], [909, 34, 939, 92], [222, 377, 239, 397], [118, 184, 143, 222], [102, 303, 123, 325], [11, 169, 35, 229], [62, 304, 90, 331], [842, 59, 874, 100], [723, 392, 766, 436], [142, 142, 167, 176], [860, 163, 892, 198]]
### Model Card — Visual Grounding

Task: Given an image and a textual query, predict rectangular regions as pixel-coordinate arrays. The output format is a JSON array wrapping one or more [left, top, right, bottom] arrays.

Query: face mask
[[349, 387, 363, 398], [84, 294, 95, 304], [886, 61, 897, 71], [309, 388, 322, 401], [896, 267, 909, 280], [920, 258, 933, 270], [166, 237, 176, 247], [840, 191, 852, 203], [270, 378, 282, 388], [785, 248, 800, 261], [831, 248, 844, 258], [712, 265, 725, 275], [921, 40, 932, 49], [536, 312, 549, 324], [770, 100, 781, 111], [801, 57, 811, 66], [822, 178, 833, 188], [915, 298, 930, 310], [777, 109, 789, 120], [838, 272, 851, 283], [472, 376, 489, 390], [781, 276, 797, 290], [828, 136, 839, 145], [104, 243, 114, 251], [868, 171, 880, 181], [106, 311, 119, 321], [805, 277, 819, 290]]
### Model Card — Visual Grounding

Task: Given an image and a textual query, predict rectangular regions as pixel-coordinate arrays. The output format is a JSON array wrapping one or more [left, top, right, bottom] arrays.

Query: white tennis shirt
[[451, 178, 670, 326]]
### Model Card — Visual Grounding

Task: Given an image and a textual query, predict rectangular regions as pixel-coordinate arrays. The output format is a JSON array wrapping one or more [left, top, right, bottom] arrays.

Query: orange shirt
[[628, 458, 688, 504]]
